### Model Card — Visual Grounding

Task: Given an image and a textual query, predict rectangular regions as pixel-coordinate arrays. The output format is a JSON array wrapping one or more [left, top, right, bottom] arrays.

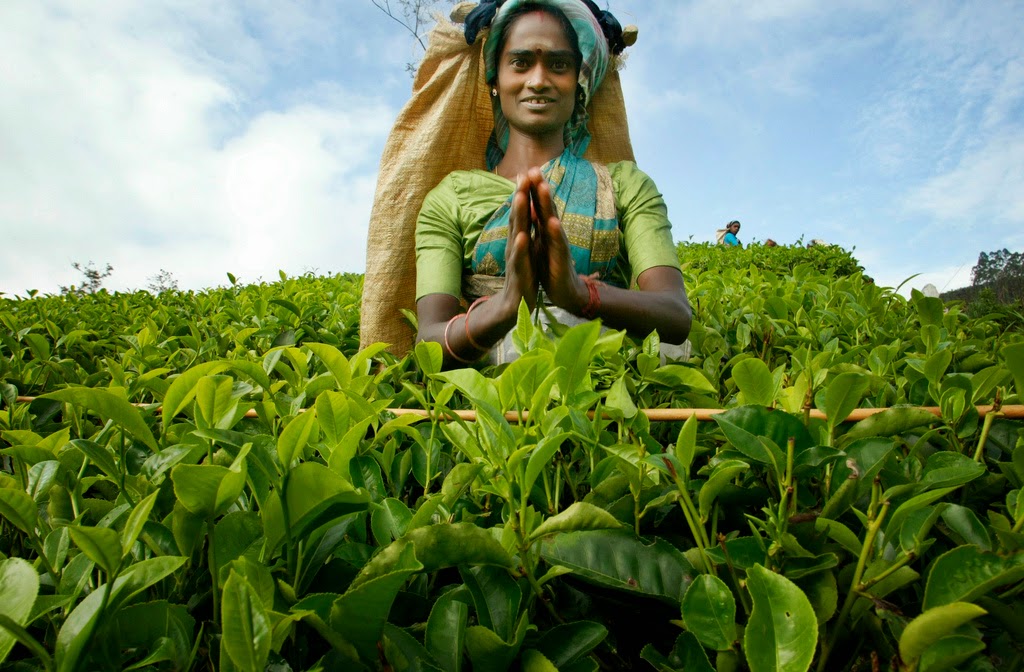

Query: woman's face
[[496, 11, 579, 143], [729, 223, 741, 234]]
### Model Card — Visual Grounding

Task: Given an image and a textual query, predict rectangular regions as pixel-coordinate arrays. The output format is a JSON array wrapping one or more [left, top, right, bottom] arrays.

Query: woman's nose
[[526, 66, 550, 89]]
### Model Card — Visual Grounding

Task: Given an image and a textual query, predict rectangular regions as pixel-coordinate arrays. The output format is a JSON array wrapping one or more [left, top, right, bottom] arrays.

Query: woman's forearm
[[587, 283, 692, 344], [417, 291, 521, 365]]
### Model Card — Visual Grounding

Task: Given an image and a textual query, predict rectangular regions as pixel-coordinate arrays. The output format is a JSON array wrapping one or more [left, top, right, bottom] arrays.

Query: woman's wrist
[[496, 286, 529, 325], [577, 274, 602, 318]]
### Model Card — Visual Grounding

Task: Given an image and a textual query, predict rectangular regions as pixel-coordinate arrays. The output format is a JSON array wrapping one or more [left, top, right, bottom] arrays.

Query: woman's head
[[728, 220, 741, 234], [482, 0, 610, 166], [492, 8, 581, 144]]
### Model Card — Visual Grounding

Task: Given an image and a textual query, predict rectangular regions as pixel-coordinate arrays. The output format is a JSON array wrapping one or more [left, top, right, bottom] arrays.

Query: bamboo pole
[[13, 396, 1024, 423]]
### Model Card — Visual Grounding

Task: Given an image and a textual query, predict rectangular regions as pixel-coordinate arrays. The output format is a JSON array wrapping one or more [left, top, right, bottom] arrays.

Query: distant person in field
[[717, 220, 741, 247]]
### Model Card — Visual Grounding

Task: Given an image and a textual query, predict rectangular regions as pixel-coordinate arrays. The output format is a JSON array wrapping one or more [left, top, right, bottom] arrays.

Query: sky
[[2, 0, 1023, 298]]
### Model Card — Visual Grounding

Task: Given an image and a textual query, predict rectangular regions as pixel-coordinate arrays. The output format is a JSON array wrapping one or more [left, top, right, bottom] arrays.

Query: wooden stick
[[14, 396, 1024, 423], [383, 405, 1024, 423]]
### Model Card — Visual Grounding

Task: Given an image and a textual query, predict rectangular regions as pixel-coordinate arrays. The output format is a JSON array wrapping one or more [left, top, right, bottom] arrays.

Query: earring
[[577, 88, 586, 103], [491, 88, 497, 97]]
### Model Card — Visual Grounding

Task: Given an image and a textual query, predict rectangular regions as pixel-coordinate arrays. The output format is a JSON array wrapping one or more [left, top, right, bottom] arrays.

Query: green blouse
[[414, 161, 680, 301]]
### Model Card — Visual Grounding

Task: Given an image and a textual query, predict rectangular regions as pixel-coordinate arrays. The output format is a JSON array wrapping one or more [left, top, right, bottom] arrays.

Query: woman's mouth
[[521, 97, 556, 110]]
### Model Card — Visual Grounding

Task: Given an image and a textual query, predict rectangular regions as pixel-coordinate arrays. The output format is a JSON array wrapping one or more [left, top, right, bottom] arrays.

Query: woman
[[415, 0, 691, 366], [722, 220, 741, 247]]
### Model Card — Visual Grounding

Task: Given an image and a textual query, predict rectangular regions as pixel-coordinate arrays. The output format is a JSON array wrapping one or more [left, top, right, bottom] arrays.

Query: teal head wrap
[[482, 0, 610, 169]]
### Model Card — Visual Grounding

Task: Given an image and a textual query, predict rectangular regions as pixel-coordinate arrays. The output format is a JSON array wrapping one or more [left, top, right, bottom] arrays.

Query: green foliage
[[677, 241, 865, 277], [1, 260, 1023, 672]]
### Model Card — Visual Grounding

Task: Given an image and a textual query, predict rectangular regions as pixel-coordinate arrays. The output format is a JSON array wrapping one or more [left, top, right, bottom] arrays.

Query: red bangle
[[465, 296, 490, 351], [443, 315, 477, 365], [580, 275, 601, 319]]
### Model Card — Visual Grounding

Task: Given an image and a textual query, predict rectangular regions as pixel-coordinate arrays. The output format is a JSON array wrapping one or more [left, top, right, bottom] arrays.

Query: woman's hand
[[500, 174, 540, 313], [526, 167, 588, 314]]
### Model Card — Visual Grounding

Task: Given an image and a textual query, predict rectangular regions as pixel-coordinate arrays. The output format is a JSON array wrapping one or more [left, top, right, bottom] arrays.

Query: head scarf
[[480, 0, 611, 169]]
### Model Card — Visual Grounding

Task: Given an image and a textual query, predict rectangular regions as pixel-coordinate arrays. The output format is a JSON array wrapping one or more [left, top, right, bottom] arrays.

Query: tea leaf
[[0, 558, 40, 662], [277, 408, 318, 467], [262, 462, 368, 555], [43, 388, 157, 452], [381, 622, 442, 671], [918, 635, 986, 672], [705, 537, 768, 570], [0, 487, 38, 534], [354, 523, 514, 590], [316, 390, 351, 448], [647, 365, 717, 393], [306, 342, 352, 388], [523, 432, 570, 499], [743, 564, 817, 672], [461, 564, 523, 646], [171, 444, 248, 519], [842, 406, 938, 443], [121, 491, 160, 558], [899, 602, 986, 666], [331, 543, 423, 661], [555, 321, 601, 402], [465, 612, 532, 672], [922, 545, 1024, 610], [161, 361, 230, 431], [605, 375, 637, 419], [222, 570, 271, 672], [435, 368, 500, 412], [699, 459, 749, 521], [674, 414, 699, 474], [529, 502, 623, 542], [55, 556, 186, 672], [371, 498, 413, 547], [521, 649, 558, 671], [110, 601, 195, 672], [194, 375, 236, 430], [682, 575, 737, 651], [820, 372, 870, 429], [939, 504, 992, 550], [535, 621, 608, 667], [68, 526, 121, 577], [540, 529, 695, 604], [425, 590, 468, 672], [733, 358, 776, 407]]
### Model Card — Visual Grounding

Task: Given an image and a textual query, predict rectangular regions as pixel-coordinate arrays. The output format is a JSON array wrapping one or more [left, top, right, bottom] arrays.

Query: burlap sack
[[360, 9, 636, 355]]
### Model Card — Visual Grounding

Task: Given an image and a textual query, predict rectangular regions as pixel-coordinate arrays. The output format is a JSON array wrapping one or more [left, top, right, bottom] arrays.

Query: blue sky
[[2, 1, 1022, 297]]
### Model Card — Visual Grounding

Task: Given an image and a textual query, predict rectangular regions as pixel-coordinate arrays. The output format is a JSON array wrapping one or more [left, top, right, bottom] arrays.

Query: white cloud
[[903, 133, 1024, 226], [0, 1, 393, 295]]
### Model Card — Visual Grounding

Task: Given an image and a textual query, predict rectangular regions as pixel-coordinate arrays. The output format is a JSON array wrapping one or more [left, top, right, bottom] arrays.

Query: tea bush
[[1, 251, 1023, 672]]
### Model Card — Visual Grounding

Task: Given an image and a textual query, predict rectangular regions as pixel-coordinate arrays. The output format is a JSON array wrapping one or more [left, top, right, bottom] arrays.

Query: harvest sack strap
[[471, 149, 620, 282], [359, 6, 636, 355]]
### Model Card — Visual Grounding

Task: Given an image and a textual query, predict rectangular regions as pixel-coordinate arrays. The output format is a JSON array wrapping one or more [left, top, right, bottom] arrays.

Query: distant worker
[[716, 220, 741, 247]]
